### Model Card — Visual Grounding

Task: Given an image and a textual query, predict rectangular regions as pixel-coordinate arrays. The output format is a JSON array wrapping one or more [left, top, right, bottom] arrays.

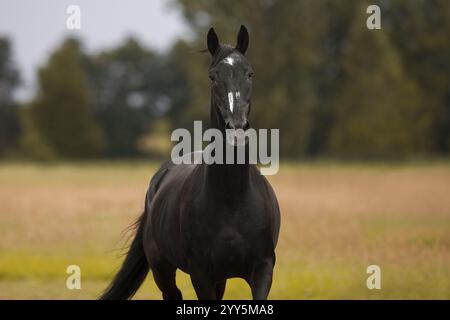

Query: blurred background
[[0, 0, 449, 299]]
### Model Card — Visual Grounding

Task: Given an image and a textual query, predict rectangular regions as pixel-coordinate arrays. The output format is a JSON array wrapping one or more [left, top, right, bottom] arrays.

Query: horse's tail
[[99, 211, 149, 300], [99, 162, 173, 300]]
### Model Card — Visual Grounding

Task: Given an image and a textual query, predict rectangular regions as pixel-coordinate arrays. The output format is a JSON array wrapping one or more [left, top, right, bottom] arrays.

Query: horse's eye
[[248, 72, 254, 79], [209, 74, 217, 82]]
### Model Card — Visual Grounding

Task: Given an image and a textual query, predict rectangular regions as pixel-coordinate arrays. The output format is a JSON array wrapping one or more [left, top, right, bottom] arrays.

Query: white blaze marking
[[228, 92, 234, 113], [224, 57, 234, 66]]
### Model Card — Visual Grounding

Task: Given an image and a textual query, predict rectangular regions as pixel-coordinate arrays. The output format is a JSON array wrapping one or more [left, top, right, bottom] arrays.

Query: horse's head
[[207, 26, 253, 133]]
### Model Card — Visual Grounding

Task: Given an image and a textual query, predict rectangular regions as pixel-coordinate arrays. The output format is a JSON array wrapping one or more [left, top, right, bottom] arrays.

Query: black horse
[[101, 26, 280, 300]]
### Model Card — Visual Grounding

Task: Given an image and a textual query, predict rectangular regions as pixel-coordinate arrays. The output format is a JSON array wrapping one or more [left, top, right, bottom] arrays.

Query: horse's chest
[[188, 209, 265, 270], [180, 189, 273, 276], [210, 228, 249, 269]]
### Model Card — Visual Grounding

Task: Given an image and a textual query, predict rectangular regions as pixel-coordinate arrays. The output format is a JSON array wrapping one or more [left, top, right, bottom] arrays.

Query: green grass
[[0, 161, 449, 299]]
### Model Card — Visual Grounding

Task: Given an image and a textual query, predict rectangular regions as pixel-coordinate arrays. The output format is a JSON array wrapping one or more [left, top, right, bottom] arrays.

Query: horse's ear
[[207, 27, 220, 56], [235, 25, 249, 55]]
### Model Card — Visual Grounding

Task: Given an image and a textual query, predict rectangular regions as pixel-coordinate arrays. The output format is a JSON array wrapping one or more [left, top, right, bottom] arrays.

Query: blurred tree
[[307, 0, 358, 156], [161, 40, 193, 132], [19, 102, 57, 160], [26, 38, 104, 158], [328, 2, 431, 159], [387, 0, 450, 154], [0, 37, 21, 156], [87, 37, 189, 157], [164, 39, 209, 133]]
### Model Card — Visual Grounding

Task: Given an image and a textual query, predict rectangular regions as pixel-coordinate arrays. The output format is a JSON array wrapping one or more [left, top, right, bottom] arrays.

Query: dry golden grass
[[0, 161, 449, 299]]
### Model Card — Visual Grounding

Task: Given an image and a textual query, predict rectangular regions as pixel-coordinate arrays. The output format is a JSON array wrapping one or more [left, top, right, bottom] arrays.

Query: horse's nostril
[[226, 122, 234, 130], [243, 121, 250, 131]]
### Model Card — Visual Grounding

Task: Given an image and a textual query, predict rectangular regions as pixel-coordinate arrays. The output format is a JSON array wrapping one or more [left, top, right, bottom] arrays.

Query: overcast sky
[[0, 0, 190, 100]]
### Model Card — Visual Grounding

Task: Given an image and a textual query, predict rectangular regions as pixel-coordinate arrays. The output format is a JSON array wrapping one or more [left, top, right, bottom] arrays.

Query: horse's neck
[[205, 100, 251, 196], [205, 162, 250, 194]]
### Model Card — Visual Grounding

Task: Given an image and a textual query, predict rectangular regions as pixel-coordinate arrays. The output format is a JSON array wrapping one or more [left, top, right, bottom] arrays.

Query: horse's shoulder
[[249, 166, 280, 215], [250, 166, 274, 191]]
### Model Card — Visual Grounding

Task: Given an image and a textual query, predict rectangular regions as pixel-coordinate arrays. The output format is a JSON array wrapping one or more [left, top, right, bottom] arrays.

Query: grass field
[[0, 161, 449, 299]]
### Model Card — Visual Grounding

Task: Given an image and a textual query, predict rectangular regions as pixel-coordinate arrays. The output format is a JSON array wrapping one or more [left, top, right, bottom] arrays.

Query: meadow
[[0, 161, 449, 299]]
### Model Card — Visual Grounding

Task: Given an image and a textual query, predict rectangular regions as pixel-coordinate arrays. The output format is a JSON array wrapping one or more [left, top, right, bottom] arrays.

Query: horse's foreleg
[[190, 271, 217, 300], [215, 280, 227, 300], [249, 258, 274, 300]]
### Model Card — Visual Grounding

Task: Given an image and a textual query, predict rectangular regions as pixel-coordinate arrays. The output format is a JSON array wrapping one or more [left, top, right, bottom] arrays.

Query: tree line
[[0, 0, 449, 160]]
